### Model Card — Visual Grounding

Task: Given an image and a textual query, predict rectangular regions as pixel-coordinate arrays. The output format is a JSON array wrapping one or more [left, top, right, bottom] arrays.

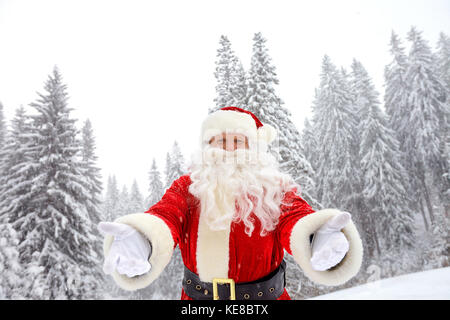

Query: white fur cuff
[[103, 213, 175, 291], [289, 209, 363, 286]]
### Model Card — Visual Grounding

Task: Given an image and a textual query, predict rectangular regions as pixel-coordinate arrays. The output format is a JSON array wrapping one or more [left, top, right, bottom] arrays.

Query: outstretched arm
[[278, 189, 363, 286], [101, 175, 192, 291]]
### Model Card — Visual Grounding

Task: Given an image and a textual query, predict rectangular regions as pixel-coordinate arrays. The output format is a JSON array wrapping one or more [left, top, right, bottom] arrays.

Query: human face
[[208, 133, 249, 151]]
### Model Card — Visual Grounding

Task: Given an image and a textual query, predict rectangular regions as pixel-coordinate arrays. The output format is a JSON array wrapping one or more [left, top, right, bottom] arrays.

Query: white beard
[[188, 144, 301, 236]]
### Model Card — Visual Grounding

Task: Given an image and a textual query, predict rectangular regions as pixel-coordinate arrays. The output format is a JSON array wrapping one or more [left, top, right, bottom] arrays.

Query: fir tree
[[245, 32, 280, 113], [300, 117, 319, 205], [164, 141, 186, 189], [17, 66, 102, 299], [164, 152, 172, 191], [0, 107, 46, 300], [210, 35, 247, 113], [145, 158, 164, 209], [310, 57, 367, 264], [404, 27, 447, 227], [79, 118, 105, 291], [129, 179, 144, 212], [80, 119, 103, 225], [233, 60, 247, 109], [300, 118, 316, 170], [352, 59, 415, 263], [384, 30, 432, 230], [0, 223, 24, 299], [436, 32, 450, 92], [103, 175, 120, 221], [245, 32, 318, 207], [0, 106, 35, 224], [212, 35, 236, 109], [0, 101, 5, 152], [117, 185, 130, 216], [311, 55, 359, 213], [343, 63, 365, 211], [384, 31, 409, 131], [435, 32, 450, 216], [425, 209, 449, 269]]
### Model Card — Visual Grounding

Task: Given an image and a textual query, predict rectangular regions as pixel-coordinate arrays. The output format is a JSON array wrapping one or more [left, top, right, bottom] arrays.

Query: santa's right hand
[[98, 221, 152, 277]]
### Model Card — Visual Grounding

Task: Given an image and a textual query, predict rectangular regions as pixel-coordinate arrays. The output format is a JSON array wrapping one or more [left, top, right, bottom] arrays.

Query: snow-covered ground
[[309, 267, 450, 300]]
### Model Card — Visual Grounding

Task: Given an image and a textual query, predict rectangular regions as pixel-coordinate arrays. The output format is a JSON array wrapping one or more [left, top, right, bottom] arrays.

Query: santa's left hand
[[310, 212, 351, 271]]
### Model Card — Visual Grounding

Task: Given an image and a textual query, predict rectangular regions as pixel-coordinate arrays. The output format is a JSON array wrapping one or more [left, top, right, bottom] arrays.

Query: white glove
[[98, 221, 152, 277], [310, 212, 351, 271]]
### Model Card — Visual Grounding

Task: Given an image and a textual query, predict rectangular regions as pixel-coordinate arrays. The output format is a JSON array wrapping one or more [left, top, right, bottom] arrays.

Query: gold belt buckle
[[212, 278, 236, 300]]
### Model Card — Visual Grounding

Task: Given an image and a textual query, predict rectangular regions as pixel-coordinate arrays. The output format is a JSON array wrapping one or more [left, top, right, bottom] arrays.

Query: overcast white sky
[[0, 0, 449, 197]]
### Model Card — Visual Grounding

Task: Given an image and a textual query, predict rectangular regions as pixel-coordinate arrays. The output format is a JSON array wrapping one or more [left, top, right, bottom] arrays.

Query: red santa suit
[[104, 174, 363, 300], [103, 107, 363, 299]]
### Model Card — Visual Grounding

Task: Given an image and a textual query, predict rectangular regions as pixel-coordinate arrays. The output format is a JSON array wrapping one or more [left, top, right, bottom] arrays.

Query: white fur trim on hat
[[103, 213, 175, 291], [257, 123, 277, 144], [200, 110, 277, 146], [290, 209, 363, 286]]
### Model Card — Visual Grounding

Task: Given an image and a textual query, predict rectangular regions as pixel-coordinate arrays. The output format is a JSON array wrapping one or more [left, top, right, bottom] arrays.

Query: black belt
[[182, 260, 286, 300]]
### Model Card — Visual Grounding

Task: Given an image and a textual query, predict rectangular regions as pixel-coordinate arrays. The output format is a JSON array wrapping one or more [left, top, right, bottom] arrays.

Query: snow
[[309, 267, 450, 300]]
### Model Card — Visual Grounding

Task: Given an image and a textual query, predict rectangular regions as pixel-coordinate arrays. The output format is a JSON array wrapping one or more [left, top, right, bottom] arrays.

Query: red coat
[[144, 174, 315, 300]]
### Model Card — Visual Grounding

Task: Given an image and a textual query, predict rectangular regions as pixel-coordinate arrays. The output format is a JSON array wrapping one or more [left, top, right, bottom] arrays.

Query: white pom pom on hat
[[200, 106, 277, 147]]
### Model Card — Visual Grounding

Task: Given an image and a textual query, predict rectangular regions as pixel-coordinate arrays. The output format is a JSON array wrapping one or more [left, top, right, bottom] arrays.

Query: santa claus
[[98, 107, 363, 300]]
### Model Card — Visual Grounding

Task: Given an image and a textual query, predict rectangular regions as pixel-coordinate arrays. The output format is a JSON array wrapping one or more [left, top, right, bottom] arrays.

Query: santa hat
[[200, 106, 277, 148]]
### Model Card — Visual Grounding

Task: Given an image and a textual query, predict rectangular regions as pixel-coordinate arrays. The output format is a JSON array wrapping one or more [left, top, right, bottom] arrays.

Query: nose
[[223, 140, 237, 151]]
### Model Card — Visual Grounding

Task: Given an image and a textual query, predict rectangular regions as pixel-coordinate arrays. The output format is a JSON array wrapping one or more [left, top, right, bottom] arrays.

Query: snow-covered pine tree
[[245, 32, 280, 112], [164, 141, 186, 189], [0, 222, 24, 299], [18, 66, 102, 299], [233, 60, 247, 109], [348, 59, 381, 259], [424, 206, 449, 269], [164, 152, 172, 191], [383, 30, 432, 231], [384, 31, 409, 128], [0, 106, 35, 225], [145, 158, 164, 209], [244, 32, 318, 207], [80, 119, 103, 225], [311, 57, 370, 266], [0, 101, 5, 152], [436, 32, 450, 93], [0, 101, 9, 206], [300, 118, 316, 172], [0, 107, 50, 299], [404, 27, 448, 227], [117, 184, 130, 216], [103, 175, 120, 221], [311, 55, 359, 213], [211, 35, 236, 110], [79, 118, 105, 290], [209, 35, 247, 113], [129, 179, 144, 212], [300, 117, 320, 205], [342, 64, 364, 210], [435, 32, 450, 217], [352, 59, 415, 268]]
